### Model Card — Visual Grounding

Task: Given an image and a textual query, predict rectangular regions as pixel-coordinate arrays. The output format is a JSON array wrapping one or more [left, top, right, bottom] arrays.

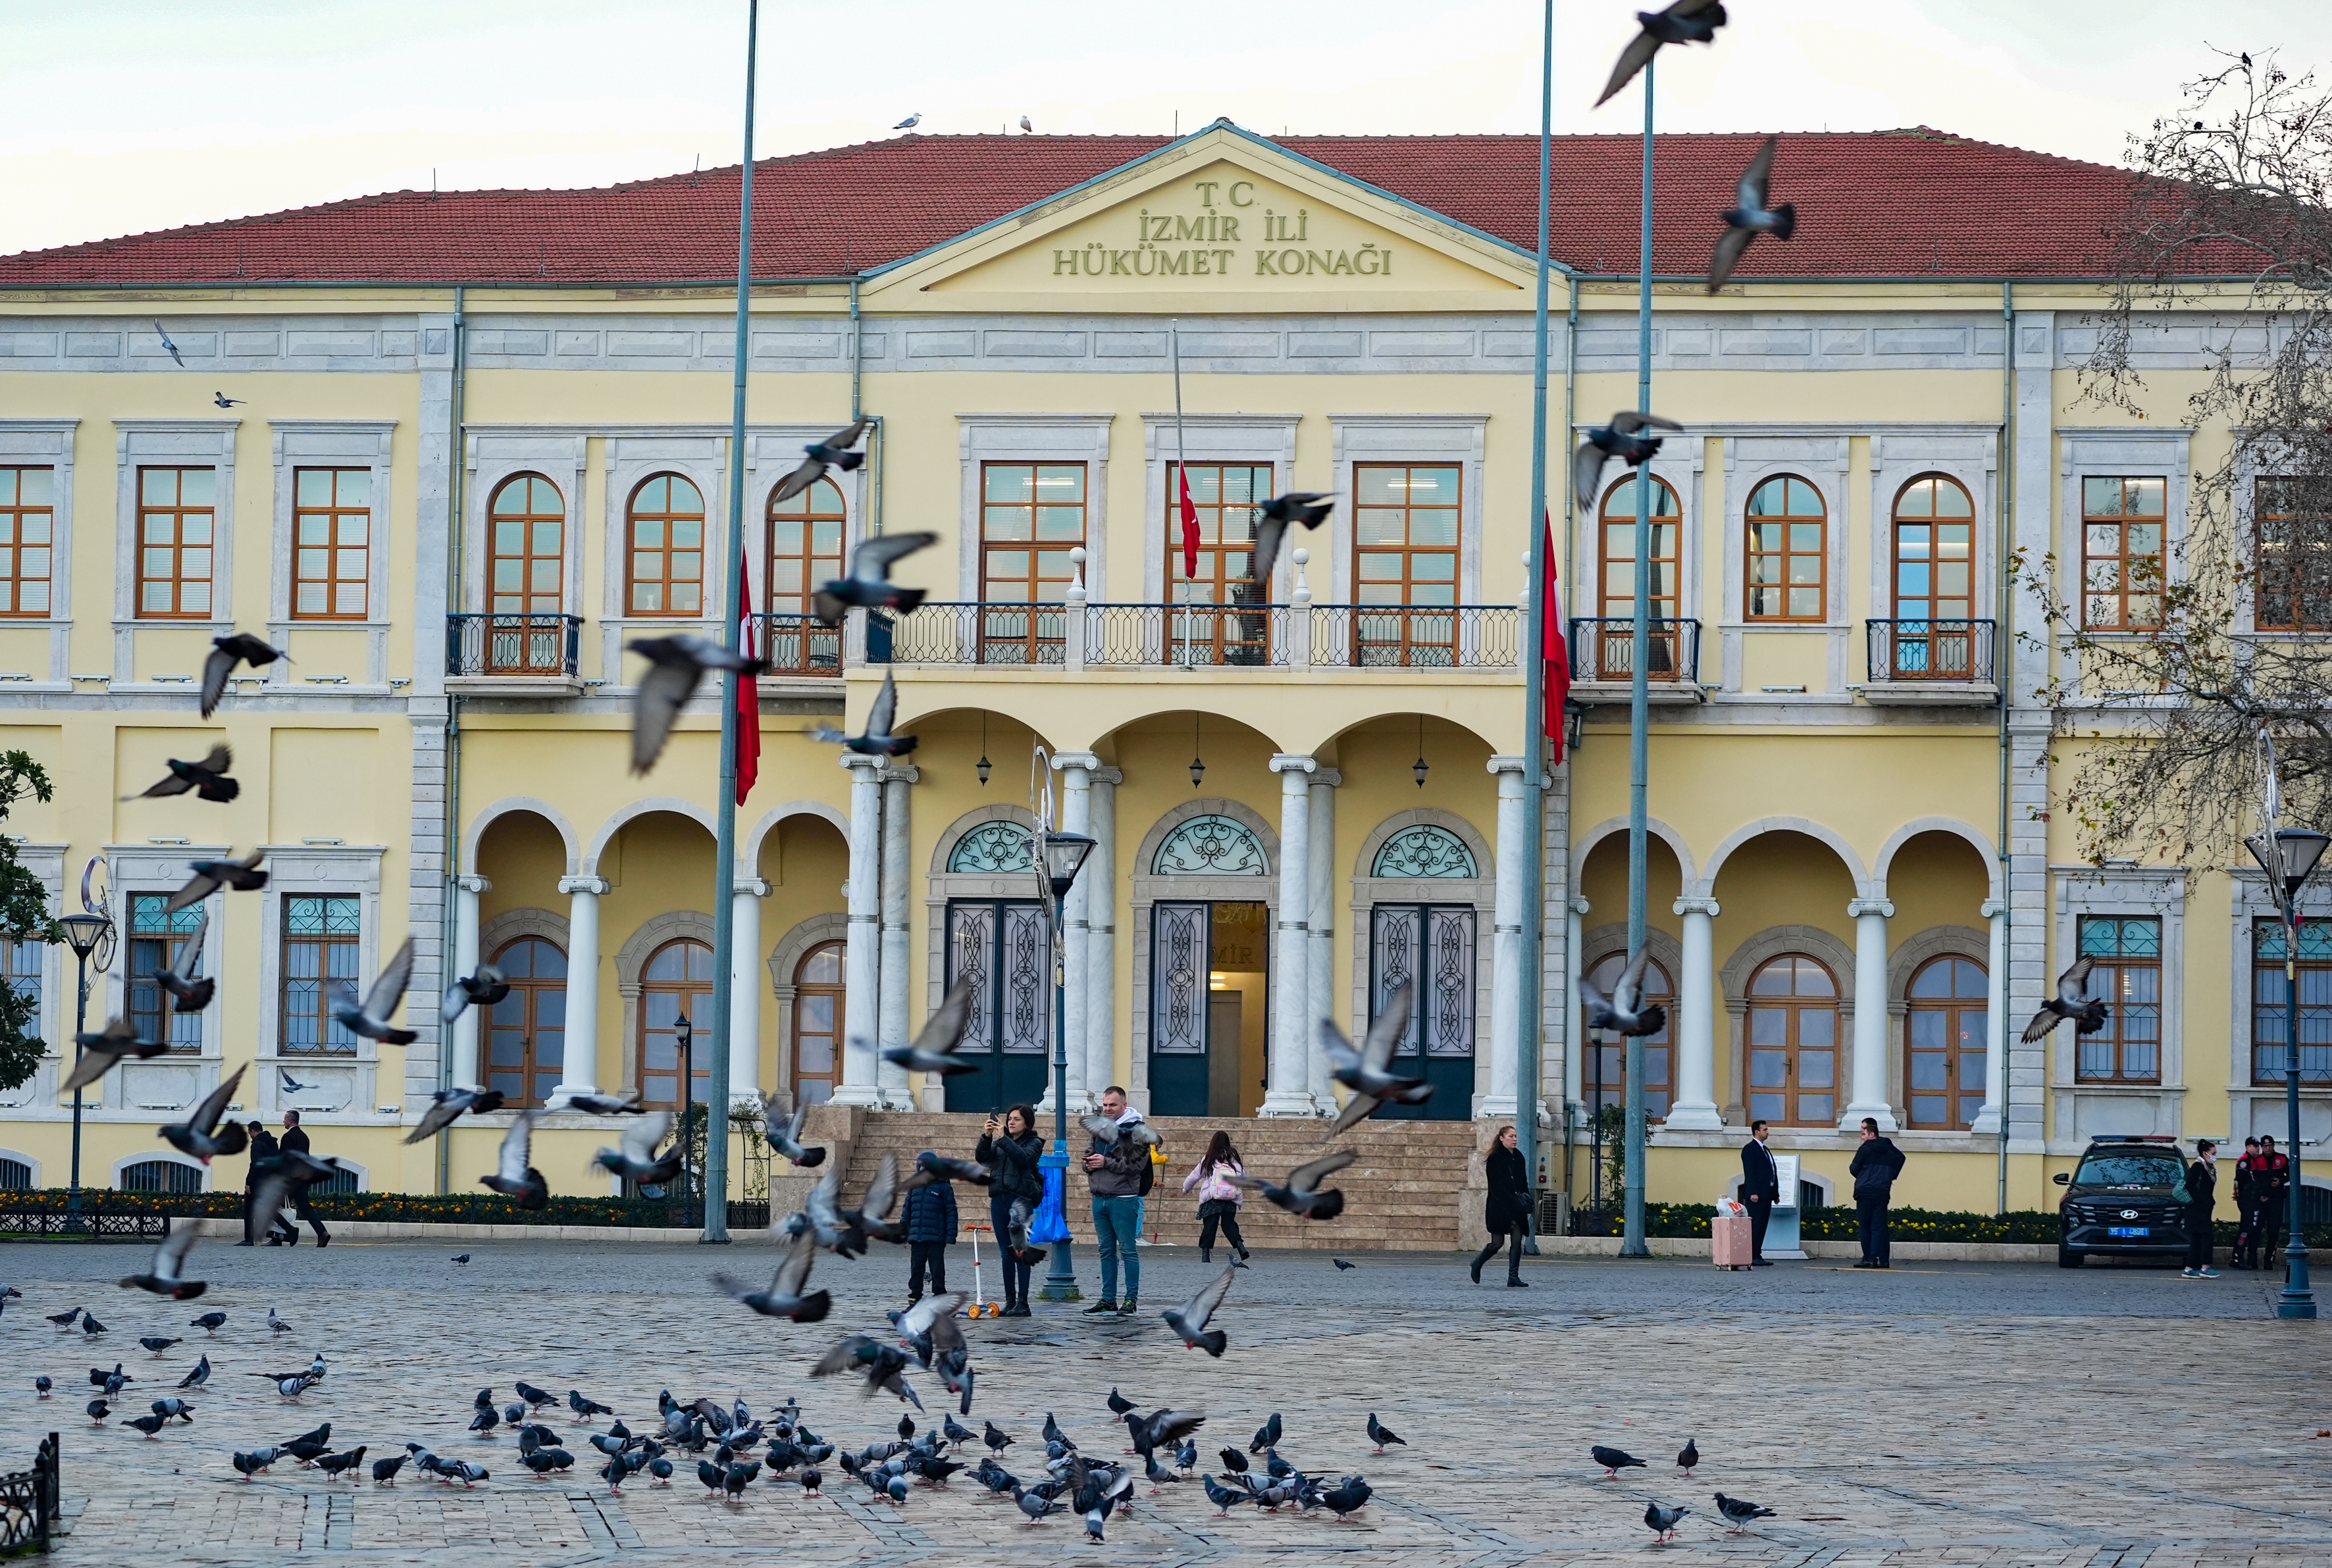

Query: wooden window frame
[[485, 936, 567, 1110], [765, 475, 847, 619], [1744, 955, 1842, 1127], [291, 467, 371, 621], [2074, 915, 2162, 1084], [1744, 474, 1827, 622], [1584, 951, 1672, 1121], [486, 473, 565, 615], [2254, 476, 2332, 634], [2250, 917, 2332, 1088], [790, 940, 844, 1105], [1597, 475, 1681, 621], [280, 894, 361, 1055], [979, 461, 1087, 602], [1162, 461, 1272, 603], [126, 894, 205, 1054], [639, 938, 715, 1112], [625, 472, 707, 617], [2079, 475, 2167, 632], [0, 466, 54, 619], [1890, 474, 1977, 622], [1353, 461, 1463, 609], [1904, 955, 1988, 1130], [136, 465, 216, 620]]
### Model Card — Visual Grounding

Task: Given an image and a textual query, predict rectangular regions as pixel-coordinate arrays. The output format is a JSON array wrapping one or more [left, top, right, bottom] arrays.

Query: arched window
[[791, 941, 844, 1106], [1371, 824, 1477, 879], [487, 474, 565, 615], [120, 1159, 201, 1195], [1892, 475, 1975, 622], [628, 474, 706, 616], [1598, 474, 1681, 620], [486, 936, 567, 1109], [640, 939, 715, 1110], [1746, 954, 1840, 1126], [1584, 951, 1671, 1119], [948, 822, 1035, 874], [767, 476, 847, 617], [1153, 815, 1268, 876], [1906, 955, 1987, 1130], [1745, 475, 1826, 621]]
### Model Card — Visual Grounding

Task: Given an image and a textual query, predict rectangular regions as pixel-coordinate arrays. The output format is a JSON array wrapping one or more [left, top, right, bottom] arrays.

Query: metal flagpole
[[1620, 56, 1655, 1259], [1174, 326, 1191, 667], [702, 0, 760, 1244], [1515, 0, 1554, 1252]]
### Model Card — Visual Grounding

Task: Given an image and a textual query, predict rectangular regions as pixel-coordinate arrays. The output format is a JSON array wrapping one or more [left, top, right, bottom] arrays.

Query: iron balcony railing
[[1091, 601, 1287, 667], [1568, 617, 1702, 683], [446, 613, 583, 678], [754, 613, 842, 677], [1309, 605, 1518, 669], [873, 602, 1068, 666], [1866, 619, 1996, 683], [871, 601, 1521, 670]]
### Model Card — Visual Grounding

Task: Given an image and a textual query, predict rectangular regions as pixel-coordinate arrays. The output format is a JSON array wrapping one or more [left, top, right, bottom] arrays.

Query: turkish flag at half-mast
[[735, 544, 760, 805], [1542, 513, 1570, 765], [1178, 466, 1200, 580]]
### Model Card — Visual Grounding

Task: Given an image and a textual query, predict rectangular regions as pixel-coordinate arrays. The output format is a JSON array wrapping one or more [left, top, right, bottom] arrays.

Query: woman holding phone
[[976, 1104, 1045, 1316]]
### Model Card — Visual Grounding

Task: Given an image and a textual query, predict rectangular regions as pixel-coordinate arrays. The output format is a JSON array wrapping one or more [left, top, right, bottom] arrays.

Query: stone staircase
[[774, 1107, 1491, 1253]]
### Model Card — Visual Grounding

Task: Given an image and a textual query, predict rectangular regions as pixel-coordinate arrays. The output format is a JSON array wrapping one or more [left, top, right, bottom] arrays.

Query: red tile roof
[[0, 126, 2141, 286]]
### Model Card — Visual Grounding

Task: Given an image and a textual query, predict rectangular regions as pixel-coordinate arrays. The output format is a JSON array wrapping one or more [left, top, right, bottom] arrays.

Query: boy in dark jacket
[[902, 1151, 958, 1303]]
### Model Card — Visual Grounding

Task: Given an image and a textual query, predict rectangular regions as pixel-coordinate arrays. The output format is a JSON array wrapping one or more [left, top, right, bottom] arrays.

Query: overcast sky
[[7, 1, 2327, 257]]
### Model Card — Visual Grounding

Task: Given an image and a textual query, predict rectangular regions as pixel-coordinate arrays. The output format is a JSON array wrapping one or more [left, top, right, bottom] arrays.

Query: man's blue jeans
[[1091, 1194, 1143, 1302]]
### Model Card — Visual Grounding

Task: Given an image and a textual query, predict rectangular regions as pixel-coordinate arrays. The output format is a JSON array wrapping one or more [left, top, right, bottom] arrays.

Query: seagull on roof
[[893, 113, 921, 131], [1020, 116, 1034, 134]]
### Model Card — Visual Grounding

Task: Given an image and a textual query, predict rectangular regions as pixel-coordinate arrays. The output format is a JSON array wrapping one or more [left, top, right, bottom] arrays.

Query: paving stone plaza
[[0, 1240, 2321, 1565]]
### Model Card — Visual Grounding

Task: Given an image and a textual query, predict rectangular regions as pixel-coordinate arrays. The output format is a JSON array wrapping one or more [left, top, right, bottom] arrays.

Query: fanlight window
[[1153, 815, 1268, 876], [1372, 825, 1477, 879], [948, 822, 1035, 874]]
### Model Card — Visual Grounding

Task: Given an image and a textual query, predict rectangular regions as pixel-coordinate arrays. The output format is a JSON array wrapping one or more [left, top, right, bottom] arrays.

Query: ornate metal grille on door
[[944, 899, 1050, 1109], [1367, 903, 1476, 1119]]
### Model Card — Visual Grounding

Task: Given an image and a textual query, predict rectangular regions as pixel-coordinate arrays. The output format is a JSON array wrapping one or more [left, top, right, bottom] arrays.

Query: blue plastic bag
[[1031, 1165, 1070, 1245]]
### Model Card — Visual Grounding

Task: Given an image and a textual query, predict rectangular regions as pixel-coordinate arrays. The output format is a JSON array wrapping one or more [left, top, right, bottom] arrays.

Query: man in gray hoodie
[[1081, 1086, 1148, 1316]]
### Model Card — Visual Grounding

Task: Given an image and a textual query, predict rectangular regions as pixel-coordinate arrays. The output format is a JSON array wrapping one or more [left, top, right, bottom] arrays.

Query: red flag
[[1542, 513, 1571, 764], [1178, 466, 1200, 580], [735, 545, 760, 805]]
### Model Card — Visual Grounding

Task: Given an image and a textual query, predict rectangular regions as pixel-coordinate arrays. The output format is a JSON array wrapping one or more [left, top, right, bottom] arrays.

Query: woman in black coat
[[975, 1104, 1045, 1317], [1470, 1126, 1532, 1287]]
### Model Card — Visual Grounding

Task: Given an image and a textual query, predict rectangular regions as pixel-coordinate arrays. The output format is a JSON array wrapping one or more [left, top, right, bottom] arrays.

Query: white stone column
[[1844, 896, 1898, 1130], [556, 875, 609, 1094], [1262, 754, 1319, 1115], [1666, 896, 1724, 1128], [1305, 768, 1340, 1112], [876, 765, 918, 1110], [1085, 767, 1122, 1101], [1482, 757, 1528, 1118], [834, 753, 884, 1107], [451, 874, 489, 1088], [1565, 895, 1588, 1111], [1054, 752, 1099, 1113], [730, 878, 768, 1101], [1971, 896, 2007, 1135]]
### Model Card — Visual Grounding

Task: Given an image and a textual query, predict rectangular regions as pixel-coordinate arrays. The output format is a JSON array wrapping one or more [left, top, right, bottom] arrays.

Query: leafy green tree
[[0, 751, 57, 1092]]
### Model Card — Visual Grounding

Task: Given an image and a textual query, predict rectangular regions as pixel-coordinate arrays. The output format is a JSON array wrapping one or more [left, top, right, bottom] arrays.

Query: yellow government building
[[0, 122, 2305, 1233]]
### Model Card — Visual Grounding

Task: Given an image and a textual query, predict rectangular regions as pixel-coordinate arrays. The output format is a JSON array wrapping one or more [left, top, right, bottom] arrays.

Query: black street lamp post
[[675, 1013, 694, 1227], [2246, 820, 2330, 1319], [1035, 826, 1095, 1303], [57, 911, 113, 1233]]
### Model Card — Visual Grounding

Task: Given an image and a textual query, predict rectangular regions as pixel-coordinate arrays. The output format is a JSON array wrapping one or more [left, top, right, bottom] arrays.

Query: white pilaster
[[1261, 754, 1318, 1115], [1844, 896, 1898, 1131], [1305, 768, 1340, 1112], [834, 753, 884, 1107], [876, 765, 918, 1110], [1085, 766, 1122, 1100], [1971, 896, 2007, 1135], [1481, 757, 1527, 1118], [1055, 752, 1100, 1113], [731, 878, 769, 1101], [1565, 895, 1588, 1111], [1666, 896, 1723, 1128], [452, 874, 489, 1088], [556, 875, 610, 1094]]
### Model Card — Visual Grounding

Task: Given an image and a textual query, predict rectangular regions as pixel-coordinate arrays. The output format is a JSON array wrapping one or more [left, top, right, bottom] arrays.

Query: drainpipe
[[437, 284, 468, 1197], [1561, 273, 1580, 1209], [849, 276, 863, 422], [1996, 279, 2013, 1217]]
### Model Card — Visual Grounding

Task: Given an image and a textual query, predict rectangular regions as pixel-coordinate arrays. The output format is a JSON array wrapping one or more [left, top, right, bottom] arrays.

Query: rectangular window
[[292, 468, 371, 620], [0, 936, 41, 1043], [137, 466, 216, 619], [126, 896, 203, 1053], [2252, 918, 2332, 1088], [2074, 915, 2161, 1083], [2256, 476, 2332, 632], [1164, 463, 1271, 601], [979, 463, 1084, 665], [281, 896, 361, 1054], [2081, 476, 2166, 630], [0, 467, 55, 617], [1354, 463, 1460, 607]]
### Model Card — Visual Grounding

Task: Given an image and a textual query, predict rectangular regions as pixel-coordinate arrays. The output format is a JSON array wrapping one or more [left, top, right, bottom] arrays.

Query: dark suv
[[2056, 1135, 2194, 1267]]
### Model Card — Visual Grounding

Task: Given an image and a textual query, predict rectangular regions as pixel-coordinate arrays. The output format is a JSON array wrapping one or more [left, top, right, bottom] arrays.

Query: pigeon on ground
[[812, 530, 935, 626], [1323, 984, 1426, 1132], [44, 1308, 78, 1330], [125, 744, 238, 804], [267, 1308, 292, 1335], [405, 1086, 508, 1144], [335, 936, 417, 1044], [1218, 1446, 1249, 1475], [371, 1454, 407, 1485], [178, 1356, 211, 1390], [1230, 1150, 1354, 1221], [515, 1381, 556, 1411], [1014, 1484, 1062, 1524], [199, 634, 284, 717], [118, 1228, 206, 1300], [627, 634, 769, 774], [879, 977, 977, 1076], [99, 1365, 129, 1395], [757, 1086, 827, 1167], [164, 851, 268, 915], [441, 963, 510, 1024], [1333, 1257, 1357, 1271], [33, 1377, 50, 1398], [1163, 1265, 1239, 1357], [480, 1109, 548, 1208], [469, 1404, 500, 1437], [1715, 1492, 1776, 1533], [151, 1396, 194, 1423], [1320, 1476, 1373, 1520], [1368, 1413, 1405, 1452], [317, 1446, 367, 1480], [62, 1019, 167, 1092], [1251, 1413, 1283, 1454], [774, 420, 872, 509], [1594, 0, 1728, 107], [1594, 1445, 1647, 1477], [1573, 413, 1686, 513], [232, 1448, 278, 1479], [452, 1254, 470, 1266], [592, 1110, 684, 1187], [80, 1313, 107, 1336], [569, 1390, 613, 1422], [190, 1312, 225, 1334], [2023, 958, 2110, 1042], [1677, 1438, 1699, 1475], [1203, 1473, 1249, 1515], [86, 1398, 109, 1424], [712, 1228, 832, 1323], [983, 1421, 1013, 1454], [138, 1336, 180, 1356], [1709, 136, 1794, 291], [812, 1334, 923, 1409], [160, 1065, 245, 1162], [212, 392, 243, 408], [1580, 947, 1671, 1037], [1646, 1501, 1690, 1542], [809, 669, 916, 757], [154, 321, 184, 367]]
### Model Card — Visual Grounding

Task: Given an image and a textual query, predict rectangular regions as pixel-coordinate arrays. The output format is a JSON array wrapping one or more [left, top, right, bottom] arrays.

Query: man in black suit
[[276, 1110, 331, 1249], [1739, 1120, 1780, 1266], [240, 1121, 297, 1247]]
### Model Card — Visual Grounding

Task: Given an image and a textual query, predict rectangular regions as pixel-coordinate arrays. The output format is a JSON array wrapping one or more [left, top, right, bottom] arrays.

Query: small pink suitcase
[[1711, 1203, 1753, 1270]]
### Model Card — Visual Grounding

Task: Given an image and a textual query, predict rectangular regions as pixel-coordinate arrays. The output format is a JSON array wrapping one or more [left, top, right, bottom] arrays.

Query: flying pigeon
[[1368, 1413, 1405, 1452], [1230, 1150, 1354, 1221], [774, 419, 873, 508], [211, 391, 243, 407], [199, 633, 284, 717], [1594, 0, 1728, 107], [146, 913, 216, 1015], [2022, 957, 2110, 1043], [160, 1065, 245, 1165], [1251, 492, 1335, 588], [811, 1333, 923, 1409], [1715, 1492, 1776, 1533], [442, 963, 510, 1023], [879, 977, 977, 1076], [1594, 1445, 1647, 1477], [405, 1086, 507, 1144], [1323, 982, 1425, 1132], [592, 1110, 684, 1186], [545, 1089, 643, 1115], [812, 530, 935, 626], [138, 1336, 180, 1356], [1646, 1501, 1690, 1542], [1163, 1263, 1239, 1357], [63, 1019, 167, 1092], [154, 321, 184, 366], [809, 669, 915, 756], [126, 744, 239, 804], [480, 1109, 548, 1208], [757, 1086, 827, 1167], [801, 1151, 902, 1255], [163, 850, 267, 915], [893, 114, 921, 131], [896, 1291, 975, 1414], [190, 1312, 226, 1334], [712, 1228, 832, 1323], [1581, 948, 1669, 1037], [1709, 136, 1795, 292], [1574, 412, 1685, 512], [1677, 1437, 1699, 1475], [627, 634, 769, 774], [178, 1355, 211, 1390], [335, 935, 417, 1044]]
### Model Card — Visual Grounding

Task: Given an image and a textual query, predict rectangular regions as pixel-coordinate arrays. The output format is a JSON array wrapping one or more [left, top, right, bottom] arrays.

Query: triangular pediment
[[860, 124, 1534, 309]]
